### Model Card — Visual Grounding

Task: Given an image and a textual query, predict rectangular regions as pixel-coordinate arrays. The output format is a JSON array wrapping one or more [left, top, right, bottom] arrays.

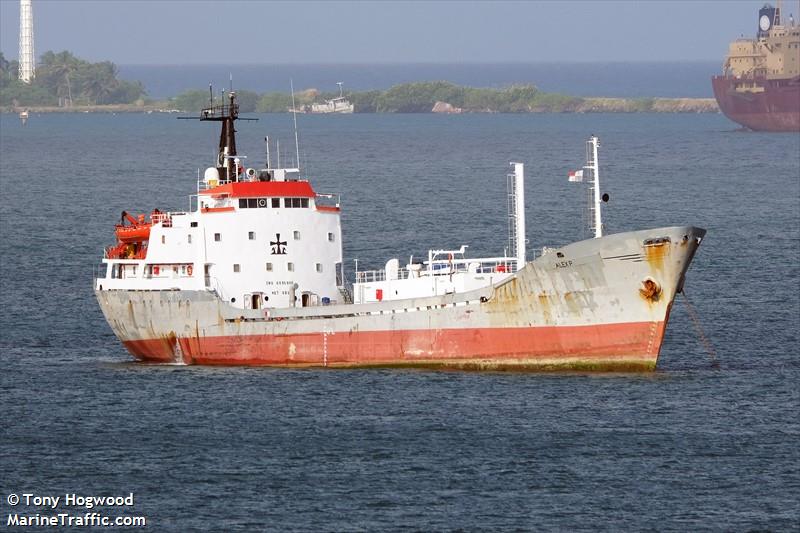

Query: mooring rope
[[680, 290, 720, 369]]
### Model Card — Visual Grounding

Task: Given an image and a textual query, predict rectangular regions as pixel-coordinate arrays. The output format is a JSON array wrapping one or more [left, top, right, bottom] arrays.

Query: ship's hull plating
[[711, 75, 800, 132], [95, 226, 705, 371]]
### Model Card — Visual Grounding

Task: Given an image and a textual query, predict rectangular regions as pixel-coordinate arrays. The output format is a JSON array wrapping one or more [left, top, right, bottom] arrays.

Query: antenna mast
[[18, 0, 35, 83]]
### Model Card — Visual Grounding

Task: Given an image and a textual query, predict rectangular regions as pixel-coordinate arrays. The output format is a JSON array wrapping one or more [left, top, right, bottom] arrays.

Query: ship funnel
[[758, 4, 779, 37]]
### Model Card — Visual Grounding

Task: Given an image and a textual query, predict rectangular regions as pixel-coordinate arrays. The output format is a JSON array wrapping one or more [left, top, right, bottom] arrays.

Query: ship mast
[[179, 90, 256, 182]]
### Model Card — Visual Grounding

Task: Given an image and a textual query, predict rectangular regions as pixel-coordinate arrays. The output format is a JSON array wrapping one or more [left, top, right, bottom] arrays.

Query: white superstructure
[[98, 169, 345, 310], [351, 163, 526, 304]]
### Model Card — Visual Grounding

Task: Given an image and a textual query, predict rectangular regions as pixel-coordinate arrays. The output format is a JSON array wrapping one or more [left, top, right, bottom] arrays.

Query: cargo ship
[[711, 2, 800, 131], [94, 92, 706, 370]]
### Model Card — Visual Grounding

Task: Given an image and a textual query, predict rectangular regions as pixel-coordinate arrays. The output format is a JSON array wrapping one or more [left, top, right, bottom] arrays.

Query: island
[[1, 53, 717, 115]]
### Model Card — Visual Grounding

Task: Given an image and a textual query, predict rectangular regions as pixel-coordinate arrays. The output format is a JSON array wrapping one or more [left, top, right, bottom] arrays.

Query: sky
[[0, 0, 793, 65]]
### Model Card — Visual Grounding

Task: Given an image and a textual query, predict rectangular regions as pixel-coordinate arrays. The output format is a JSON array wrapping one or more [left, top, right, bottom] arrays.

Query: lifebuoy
[[153, 265, 160, 275], [187, 265, 193, 276]]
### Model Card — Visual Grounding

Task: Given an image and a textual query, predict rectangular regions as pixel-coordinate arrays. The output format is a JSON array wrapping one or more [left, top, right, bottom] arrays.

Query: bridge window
[[272, 198, 280, 208], [287, 262, 295, 272], [328, 232, 335, 242], [190, 222, 198, 227], [266, 262, 273, 272], [214, 233, 221, 242], [249, 231, 256, 240], [293, 230, 301, 240], [239, 199, 247, 208], [233, 264, 240, 273], [283, 198, 308, 208], [248, 198, 258, 208], [315, 263, 323, 273]]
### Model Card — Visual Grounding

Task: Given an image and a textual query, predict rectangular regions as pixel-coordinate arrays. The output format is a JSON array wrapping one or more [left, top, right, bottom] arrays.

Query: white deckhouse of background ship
[[94, 91, 705, 370]]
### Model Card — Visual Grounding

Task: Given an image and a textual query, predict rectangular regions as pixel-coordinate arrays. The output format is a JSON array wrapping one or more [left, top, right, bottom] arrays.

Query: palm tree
[[38, 50, 81, 106], [78, 62, 118, 104]]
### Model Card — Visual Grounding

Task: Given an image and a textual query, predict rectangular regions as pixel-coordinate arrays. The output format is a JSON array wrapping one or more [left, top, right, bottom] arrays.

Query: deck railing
[[355, 257, 518, 284]]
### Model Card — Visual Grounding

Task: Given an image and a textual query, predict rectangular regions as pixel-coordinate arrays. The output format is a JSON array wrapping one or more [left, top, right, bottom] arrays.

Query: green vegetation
[[0, 50, 146, 107], [170, 81, 588, 114], [1, 64, 717, 114], [377, 81, 465, 112]]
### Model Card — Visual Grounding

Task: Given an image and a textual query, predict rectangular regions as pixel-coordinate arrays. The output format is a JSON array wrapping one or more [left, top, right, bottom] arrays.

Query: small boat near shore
[[290, 82, 354, 114]]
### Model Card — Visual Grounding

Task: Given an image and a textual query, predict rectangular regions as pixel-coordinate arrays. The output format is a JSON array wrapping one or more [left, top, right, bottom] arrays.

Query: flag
[[568, 169, 583, 182]]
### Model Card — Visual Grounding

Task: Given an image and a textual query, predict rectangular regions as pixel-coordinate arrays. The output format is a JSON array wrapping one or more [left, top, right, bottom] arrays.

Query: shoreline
[[2, 97, 718, 115]]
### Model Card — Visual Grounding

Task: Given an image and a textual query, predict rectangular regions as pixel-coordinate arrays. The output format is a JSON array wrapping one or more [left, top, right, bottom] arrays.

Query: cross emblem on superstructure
[[270, 233, 287, 255]]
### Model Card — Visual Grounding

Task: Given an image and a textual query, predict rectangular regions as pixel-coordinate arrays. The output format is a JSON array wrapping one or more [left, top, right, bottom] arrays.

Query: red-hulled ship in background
[[711, 2, 800, 132]]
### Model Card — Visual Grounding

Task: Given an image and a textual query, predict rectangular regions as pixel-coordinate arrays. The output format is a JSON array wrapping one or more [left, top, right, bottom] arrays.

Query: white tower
[[18, 0, 35, 83]]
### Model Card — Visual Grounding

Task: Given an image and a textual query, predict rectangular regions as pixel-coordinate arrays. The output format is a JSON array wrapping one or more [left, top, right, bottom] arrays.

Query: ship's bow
[[488, 225, 707, 370]]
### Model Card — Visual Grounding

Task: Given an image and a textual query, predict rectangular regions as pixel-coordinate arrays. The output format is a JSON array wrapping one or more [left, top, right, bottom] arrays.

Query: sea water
[[0, 111, 798, 531]]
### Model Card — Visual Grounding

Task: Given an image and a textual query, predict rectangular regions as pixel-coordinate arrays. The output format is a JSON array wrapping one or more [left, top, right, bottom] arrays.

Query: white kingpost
[[290, 79, 301, 169], [512, 162, 526, 269], [589, 136, 603, 238]]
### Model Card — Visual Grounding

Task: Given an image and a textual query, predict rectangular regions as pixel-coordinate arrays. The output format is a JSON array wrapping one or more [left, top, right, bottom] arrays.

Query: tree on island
[[0, 50, 146, 107], [0, 52, 19, 83]]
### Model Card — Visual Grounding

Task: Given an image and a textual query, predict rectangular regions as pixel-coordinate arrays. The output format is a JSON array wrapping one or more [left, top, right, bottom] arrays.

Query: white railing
[[355, 257, 518, 284], [316, 193, 341, 208]]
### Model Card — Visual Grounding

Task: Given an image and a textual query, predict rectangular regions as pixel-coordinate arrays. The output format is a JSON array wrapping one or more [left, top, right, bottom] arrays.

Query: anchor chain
[[680, 290, 719, 369]]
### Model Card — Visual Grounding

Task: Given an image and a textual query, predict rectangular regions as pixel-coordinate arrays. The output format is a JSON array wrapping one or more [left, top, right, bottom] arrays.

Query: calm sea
[[0, 111, 798, 531], [119, 62, 720, 99]]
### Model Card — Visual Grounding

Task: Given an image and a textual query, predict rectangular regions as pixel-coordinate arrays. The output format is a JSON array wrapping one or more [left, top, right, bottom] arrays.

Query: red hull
[[123, 320, 666, 371], [711, 75, 800, 132]]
